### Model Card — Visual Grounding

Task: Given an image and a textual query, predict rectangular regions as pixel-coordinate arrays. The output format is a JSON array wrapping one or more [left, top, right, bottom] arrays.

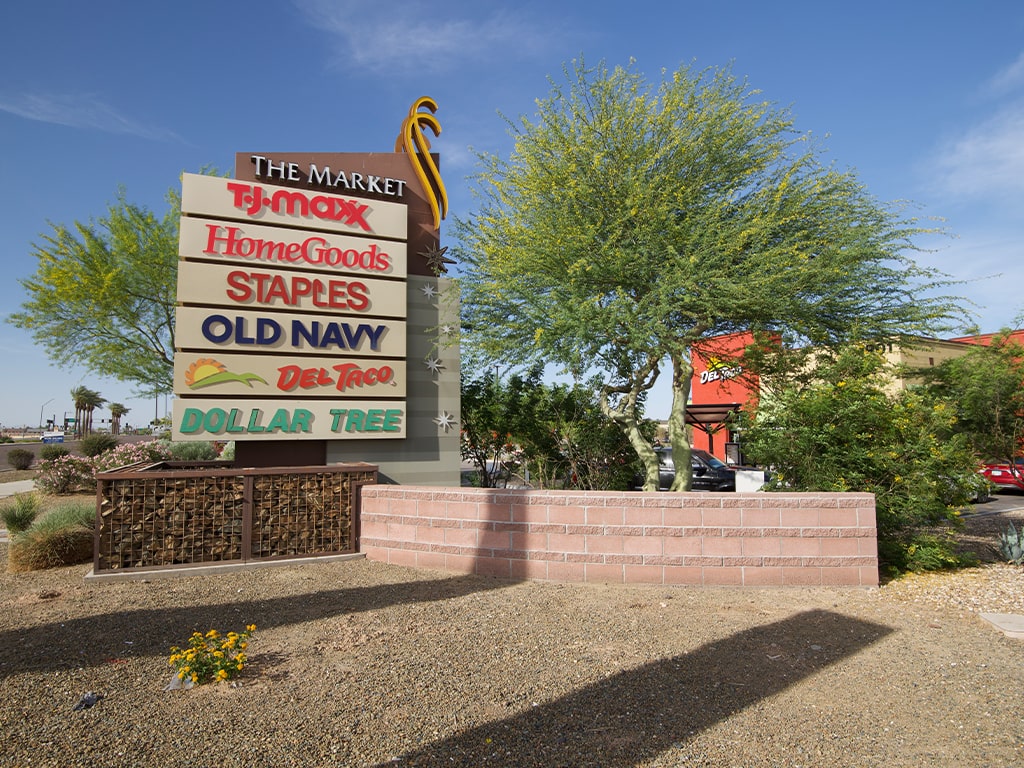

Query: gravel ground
[[1, 503, 1023, 767]]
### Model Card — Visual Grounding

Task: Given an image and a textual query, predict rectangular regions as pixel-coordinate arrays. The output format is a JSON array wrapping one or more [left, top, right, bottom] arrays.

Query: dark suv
[[639, 446, 736, 491]]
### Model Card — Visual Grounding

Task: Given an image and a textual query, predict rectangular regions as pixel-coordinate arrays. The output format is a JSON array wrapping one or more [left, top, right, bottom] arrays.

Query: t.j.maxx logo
[[225, 182, 371, 232]]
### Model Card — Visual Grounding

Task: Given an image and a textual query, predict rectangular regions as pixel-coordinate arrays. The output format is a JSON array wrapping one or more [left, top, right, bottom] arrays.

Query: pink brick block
[[416, 499, 449, 518], [780, 509, 820, 527], [623, 535, 663, 557], [782, 567, 822, 586], [742, 508, 782, 527], [820, 567, 862, 586], [625, 507, 664, 526], [444, 554, 478, 574], [703, 537, 743, 557], [360, 545, 387, 563], [742, 567, 785, 586], [510, 558, 550, 581], [511, 530, 550, 552], [446, 501, 480, 520], [702, 567, 743, 585], [548, 532, 586, 554], [820, 508, 860, 527], [549, 505, 587, 525], [585, 563, 624, 583], [781, 537, 821, 557], [587, 506, 625, 526], [624, 564, 665, 583], [821, 538, 860, 557], [444, 528, 478, 548], [702, 508, 742, 527], [359, 520, 388, 539], [415, 526, 446, 546], [389, 523, 420, 542], [482, 503, 513, 523], [586, 534, 625, 554], [477, 557, 512, 578], [662, 508, 704, 527], [860, 566, 880, 586], [478, 529, 513, 551], [547, 561, 586, 583], [664, 536, 703, 557], [388, 548, 419, 568], [663, 565, 703, 584], [416, 551, 449, 571], [742, 537, 782, 556]]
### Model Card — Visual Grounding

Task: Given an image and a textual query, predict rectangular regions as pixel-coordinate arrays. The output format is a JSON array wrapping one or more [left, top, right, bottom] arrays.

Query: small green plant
[[39, 445, 70, 461], [79, 433, 119, 457], [7, 501, 95, 572], [1, 492, 40, 533], [998, 522, 1024, 565], [166, 441, 219, 461], [7, 448, 34, 471], [169, 624, 256, 686]]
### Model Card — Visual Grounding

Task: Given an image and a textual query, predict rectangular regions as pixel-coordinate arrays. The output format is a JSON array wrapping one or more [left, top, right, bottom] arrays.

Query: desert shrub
[[166, 441, 220, 461], [8, 502, 94, 572], [40, 445, 70, 461], [79, 433, 119, 457], [1, 492, 40, 533], [36, 455, 96, 494], [219, 441, 236, 462], [0, 435, 13, 444], [93, 441, 174, 473], [7, 448, 35, 471]]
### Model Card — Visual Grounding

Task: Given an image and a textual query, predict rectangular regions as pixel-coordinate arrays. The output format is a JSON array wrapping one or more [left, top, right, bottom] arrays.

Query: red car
[[980, 458, 1024, 491]]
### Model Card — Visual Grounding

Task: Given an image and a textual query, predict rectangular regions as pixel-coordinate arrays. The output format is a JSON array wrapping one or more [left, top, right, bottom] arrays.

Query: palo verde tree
[[455, 59, 963, 490], [8, 186, 182, 397], [923, 330, 1024, 465]]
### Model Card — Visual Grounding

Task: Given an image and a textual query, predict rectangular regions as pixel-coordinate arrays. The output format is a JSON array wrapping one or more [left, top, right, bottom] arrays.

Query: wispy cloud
[[931, 104, 1024, 199], [986, 51, 1024, 96], [928, 53, 1024, 203], [0, 93, 184, 142], [292, 0, 557, 74]]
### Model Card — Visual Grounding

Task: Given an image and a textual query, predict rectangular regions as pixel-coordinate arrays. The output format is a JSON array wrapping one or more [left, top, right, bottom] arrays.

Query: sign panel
[[179, 216, 407, 278], [181, 173, 407, 240], [174, 352, 406, 398], [172, 398, 406, 440], [175, 306, 407, 358], [176, 261, 407, 317]]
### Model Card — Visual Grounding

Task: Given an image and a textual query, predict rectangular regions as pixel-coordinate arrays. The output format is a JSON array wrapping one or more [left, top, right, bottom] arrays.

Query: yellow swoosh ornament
[[396, 96, 448, 231]]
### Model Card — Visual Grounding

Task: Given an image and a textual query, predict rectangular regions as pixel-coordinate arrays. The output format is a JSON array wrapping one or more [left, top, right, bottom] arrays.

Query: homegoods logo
[[225, 182, 371, 232]]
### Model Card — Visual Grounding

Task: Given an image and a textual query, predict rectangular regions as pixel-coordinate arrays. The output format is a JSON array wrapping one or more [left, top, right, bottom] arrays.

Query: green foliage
[[92, 441, 173, 472], [7, 448, 34, 471], [7, 186, 181, 396], [999, 523, 1024, 565], [0, 435, 13, 444], [79, 433, 119, 457], [39, 445, 70, 461], [741, 346, 980, 574], [168, 624, 256, 686], [7, 501, 94, 572], [166, 441, 220, 461], [923, 330, 1024, 465], [460, 369, 645, 490], [1, 492, 40, 533], [455, 58, 964, 490], [35, 455, 96, 494]]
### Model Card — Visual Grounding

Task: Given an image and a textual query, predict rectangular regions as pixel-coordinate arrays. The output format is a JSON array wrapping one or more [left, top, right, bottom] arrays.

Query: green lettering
[[363, 408, 385, 432], [291, 409, 313, 432], [344, 409, 366, 432], [383, 409, 402, 432]]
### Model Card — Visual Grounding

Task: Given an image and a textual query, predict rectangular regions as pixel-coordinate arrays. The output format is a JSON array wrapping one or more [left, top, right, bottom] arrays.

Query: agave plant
[[998, 522, 1024, 565]]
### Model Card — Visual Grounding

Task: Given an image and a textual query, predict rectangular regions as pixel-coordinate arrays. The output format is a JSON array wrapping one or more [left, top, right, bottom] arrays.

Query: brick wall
[[359, 487, 878, 587]]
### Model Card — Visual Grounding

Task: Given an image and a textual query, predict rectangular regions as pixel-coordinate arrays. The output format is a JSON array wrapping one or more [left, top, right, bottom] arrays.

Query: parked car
[[636, 446, 737, 492], [980, 458, 1024, 492]]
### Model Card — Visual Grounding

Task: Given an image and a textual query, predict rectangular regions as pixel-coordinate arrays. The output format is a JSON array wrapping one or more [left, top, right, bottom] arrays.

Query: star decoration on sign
[[424, 357, 445, 376], [420, 283, 438, 299], [439, 324, 455, 336], [434, 411, 458, 433], [420, 244, 455, 275]]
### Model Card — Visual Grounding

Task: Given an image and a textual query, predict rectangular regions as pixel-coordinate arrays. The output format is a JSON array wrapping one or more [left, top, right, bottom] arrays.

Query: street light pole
[[39, 398, 54, 429]]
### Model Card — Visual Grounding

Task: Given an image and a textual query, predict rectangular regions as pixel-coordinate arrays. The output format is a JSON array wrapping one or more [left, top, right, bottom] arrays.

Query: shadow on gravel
[[0, 574, 509, 679], [374, 609, 894, 768]]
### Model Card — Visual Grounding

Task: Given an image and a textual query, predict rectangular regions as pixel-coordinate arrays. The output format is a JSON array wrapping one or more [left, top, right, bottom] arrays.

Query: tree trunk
[[599, 356, 661, 491], [668, 351, 694, 492]]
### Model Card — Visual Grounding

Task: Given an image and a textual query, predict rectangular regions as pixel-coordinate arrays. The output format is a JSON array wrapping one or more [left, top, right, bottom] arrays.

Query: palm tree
[[109, 403, 130, 436], [69, 386, 89, 438], [81, 389, 106, 436]]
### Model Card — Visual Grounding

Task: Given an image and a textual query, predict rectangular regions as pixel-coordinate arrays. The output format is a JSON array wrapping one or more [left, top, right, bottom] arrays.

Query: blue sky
[[1, 0, 1023, 429]]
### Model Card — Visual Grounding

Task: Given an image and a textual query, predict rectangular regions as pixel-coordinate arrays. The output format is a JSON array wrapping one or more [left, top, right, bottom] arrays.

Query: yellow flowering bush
[[168, 624, 255, 685]]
